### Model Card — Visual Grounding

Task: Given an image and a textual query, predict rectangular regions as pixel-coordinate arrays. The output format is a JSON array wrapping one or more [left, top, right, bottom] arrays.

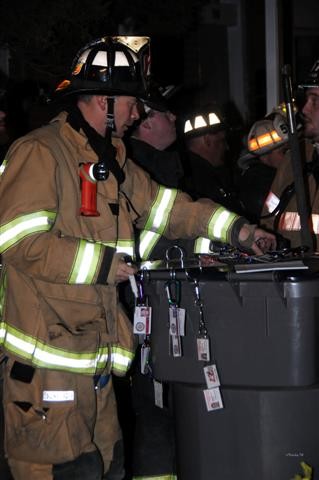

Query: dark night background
[[1, 1, 319, 479], [0, 0, 319, 148]]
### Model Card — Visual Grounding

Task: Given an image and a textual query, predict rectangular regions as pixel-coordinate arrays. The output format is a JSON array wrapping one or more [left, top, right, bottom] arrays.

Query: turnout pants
[[3, 358, 123, 480]]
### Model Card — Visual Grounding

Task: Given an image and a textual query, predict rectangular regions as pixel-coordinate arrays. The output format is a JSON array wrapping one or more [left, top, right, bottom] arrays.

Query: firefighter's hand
[[238, 224, 277, 254], [115, 260, 137, 284]]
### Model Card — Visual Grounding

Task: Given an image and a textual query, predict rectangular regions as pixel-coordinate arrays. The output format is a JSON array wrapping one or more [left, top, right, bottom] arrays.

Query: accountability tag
[[169, 306, 186, 336], [133, 305, 152, 335], [154, 379, 164, 408], [171, 334, 182, 357], [203, 387, 223, 412], [204, 364, 220, 389], [140, 344, 151, 375], [197, 336, 210, 362]]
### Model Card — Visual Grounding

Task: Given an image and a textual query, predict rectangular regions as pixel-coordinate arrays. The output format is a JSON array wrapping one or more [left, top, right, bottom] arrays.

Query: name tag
[[42, 390, 75, 402]]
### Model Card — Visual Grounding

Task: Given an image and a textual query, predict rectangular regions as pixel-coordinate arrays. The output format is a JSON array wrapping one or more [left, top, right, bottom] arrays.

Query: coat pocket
[[5, 401, 93, 464]]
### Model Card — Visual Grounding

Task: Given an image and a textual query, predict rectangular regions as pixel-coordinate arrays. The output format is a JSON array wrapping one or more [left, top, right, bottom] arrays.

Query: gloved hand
[[238, 224, 277, 254]]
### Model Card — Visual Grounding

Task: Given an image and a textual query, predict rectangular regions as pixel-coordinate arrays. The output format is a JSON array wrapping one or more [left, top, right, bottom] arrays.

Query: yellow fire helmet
[[238, 113, 290, 169]]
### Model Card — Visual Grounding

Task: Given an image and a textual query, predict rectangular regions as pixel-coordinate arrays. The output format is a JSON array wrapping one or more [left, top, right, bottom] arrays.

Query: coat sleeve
[[0, 136, 117, 285], [121, 158, 247, 247], [260, 155, 293, 232]]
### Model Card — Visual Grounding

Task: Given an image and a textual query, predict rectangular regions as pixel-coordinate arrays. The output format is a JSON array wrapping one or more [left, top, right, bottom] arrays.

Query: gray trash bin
[[140, 258, 319, 479]]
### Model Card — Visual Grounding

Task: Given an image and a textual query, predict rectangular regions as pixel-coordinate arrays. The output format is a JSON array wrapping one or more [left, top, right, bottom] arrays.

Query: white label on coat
[[42, 390, 75, 402]]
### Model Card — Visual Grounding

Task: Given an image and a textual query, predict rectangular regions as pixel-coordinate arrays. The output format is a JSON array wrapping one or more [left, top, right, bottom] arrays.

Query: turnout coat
[[0, 111, 245, 467]]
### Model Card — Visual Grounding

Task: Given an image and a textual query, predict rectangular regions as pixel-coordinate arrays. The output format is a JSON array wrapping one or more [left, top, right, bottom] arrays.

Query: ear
[[140, 117, 152, 130], [96, 95, 108, 111]]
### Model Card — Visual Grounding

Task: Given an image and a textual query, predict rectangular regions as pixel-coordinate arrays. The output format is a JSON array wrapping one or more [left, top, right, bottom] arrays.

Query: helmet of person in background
[[183, 105, 227, 139], [142, 82, 179, 114], [238, 113, 289, 169], [298, 58, 319, 89], [55, 36, 151, 99]]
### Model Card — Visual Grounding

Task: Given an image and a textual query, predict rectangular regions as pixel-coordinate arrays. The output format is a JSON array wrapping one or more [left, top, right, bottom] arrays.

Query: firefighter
[[127, 83, 202, 261], [261, 60, 319, 250], [181, 105, 244, 215], [237, 112, 290, 223], [0, 36, 275, 480]]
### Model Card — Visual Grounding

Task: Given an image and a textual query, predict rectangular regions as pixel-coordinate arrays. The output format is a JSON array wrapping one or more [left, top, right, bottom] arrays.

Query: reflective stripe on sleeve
[[111, 345, 135, 375], [278, 212, 319, 232], [207, 207, 238, 243], [0, 211, 56, 253], [139, 230, 161, 260], [0, 159, 7, 176], [69, 239, 103, 284], [194, 237, 211, 254], [264, 191, 280, 213], [144, 186, 178, 235], [102, 240, 135, 259]]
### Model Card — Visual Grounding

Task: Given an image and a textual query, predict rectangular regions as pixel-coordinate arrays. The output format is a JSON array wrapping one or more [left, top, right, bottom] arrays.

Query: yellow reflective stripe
[[139, 230, 161, 260], [278, 212, 319, 232], [0, 321, 134, 375], [207, 207, 238, 243], [0, 211, 56, 253], [111, 345, 135, 374], [102, 240, 135, 259], [0, 321, 108, 373], [264, 191, 280, 213], [144, 186, 178, 234], [194, 237, 211, 254], [69, 239, 103, 284], [0, 159, 7, 176], [115, 240, 135, 258]]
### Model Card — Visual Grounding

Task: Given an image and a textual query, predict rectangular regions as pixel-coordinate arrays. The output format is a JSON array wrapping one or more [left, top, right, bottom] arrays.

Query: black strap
[[67, 106, 125, 185]]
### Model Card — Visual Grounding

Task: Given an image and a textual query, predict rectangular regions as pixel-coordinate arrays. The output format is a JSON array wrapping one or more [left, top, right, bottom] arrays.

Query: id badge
[[153, 379, 163, 408], [133, 305, 152, 335], [203, 387, 223, 412], [140, 344, 151, 375], [204, 364, 220, 388], [171, 334, 182, 357], [197, 336, 210, 362], [169, 306, 185, 336]]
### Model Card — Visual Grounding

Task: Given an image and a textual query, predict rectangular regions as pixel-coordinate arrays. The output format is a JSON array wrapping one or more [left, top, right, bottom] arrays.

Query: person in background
[[181, 104, 243, 215], [123, 84, 183, 480], [237, 111, 290, 224], [261, 58, 319, 250], [127, 83, 200, 261], [127, 83, 184, 188], [0, 34, 275, 480]]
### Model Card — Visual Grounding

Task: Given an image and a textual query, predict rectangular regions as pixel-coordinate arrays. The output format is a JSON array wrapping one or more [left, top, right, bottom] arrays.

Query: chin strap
[[67, 105, 125, 185]]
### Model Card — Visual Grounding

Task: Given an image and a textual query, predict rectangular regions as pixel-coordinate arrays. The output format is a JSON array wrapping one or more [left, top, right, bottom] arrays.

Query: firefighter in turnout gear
[[261, 59, 319, 250], [237, 111, 290, 223], [0, 36, 275, 480]]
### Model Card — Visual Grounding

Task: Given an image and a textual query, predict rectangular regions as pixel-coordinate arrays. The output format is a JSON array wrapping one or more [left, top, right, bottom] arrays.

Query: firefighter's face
[[113, 96, 140, 137], [206, 130, 227, 166], [145, 109, 177, 150], [302, 88, 319, 141]]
